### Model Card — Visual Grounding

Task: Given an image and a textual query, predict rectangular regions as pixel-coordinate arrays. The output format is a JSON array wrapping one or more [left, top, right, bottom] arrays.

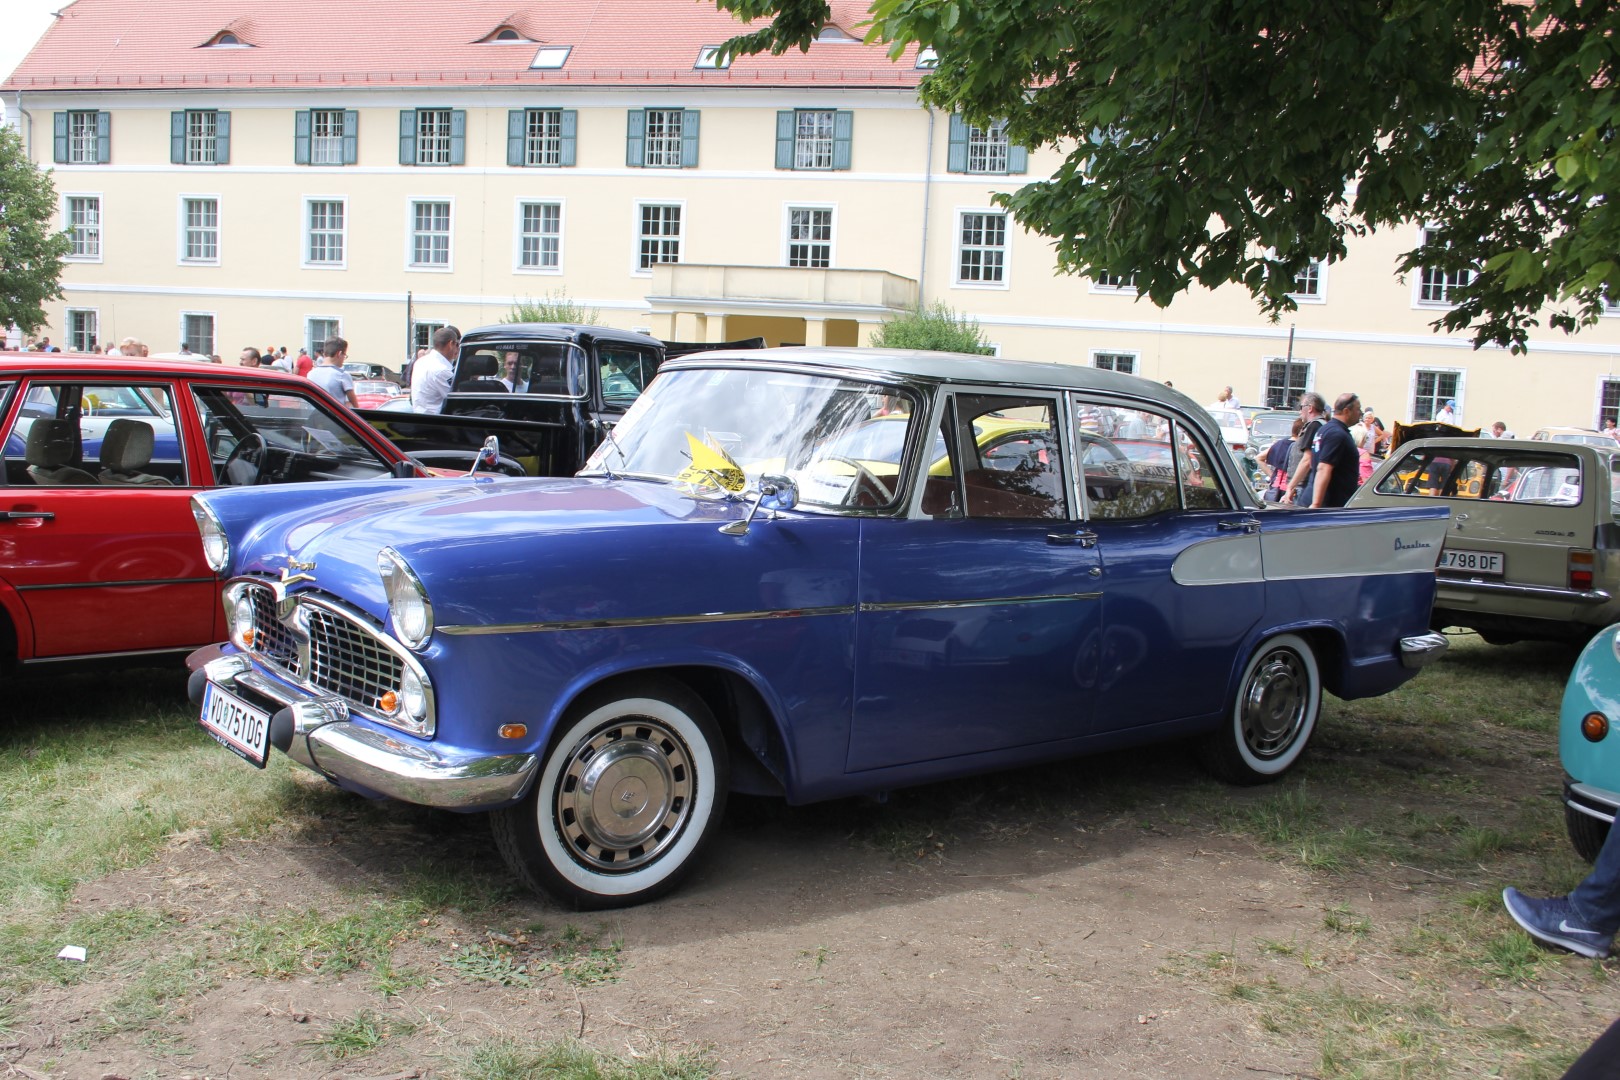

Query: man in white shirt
[[308, 337, 358, 407], [411, 326, 460, 413]]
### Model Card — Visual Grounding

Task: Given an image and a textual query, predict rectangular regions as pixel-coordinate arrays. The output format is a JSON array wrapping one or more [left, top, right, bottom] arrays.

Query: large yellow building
[[5, 0, 1619, 431]]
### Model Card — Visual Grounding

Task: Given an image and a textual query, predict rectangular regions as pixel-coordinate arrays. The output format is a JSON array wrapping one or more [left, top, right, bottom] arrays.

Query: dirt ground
[[13, 726, 1598, 1080]]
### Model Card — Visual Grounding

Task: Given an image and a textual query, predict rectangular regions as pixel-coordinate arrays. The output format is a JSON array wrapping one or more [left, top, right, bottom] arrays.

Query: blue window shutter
[[449, 110, 466, 165], [559, 110, 577, 167], [214, 112, 230, 164], [833, 110, 853, 170], [170, 111, 186, 164], [294, 110, 311, 165], [946, 114, 967, 173], [1007, 143, 1028, 174], [341, 110, 358, 164], [507, 109, 526, 166], [53, 112, 68, 163], [775, 111, 795, 169], [95, 111, 111, 163], [398, 110, 417, 165], [680, 109, 700, 167], [625, 109, 645, 167]]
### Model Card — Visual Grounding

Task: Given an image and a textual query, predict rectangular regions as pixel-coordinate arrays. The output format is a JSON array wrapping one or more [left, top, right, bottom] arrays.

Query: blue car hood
[[207, 475, 749, 624]]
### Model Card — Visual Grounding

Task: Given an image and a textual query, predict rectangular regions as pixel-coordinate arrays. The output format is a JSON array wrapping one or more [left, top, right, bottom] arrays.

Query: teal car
[[1561, 624, 1620, 860]]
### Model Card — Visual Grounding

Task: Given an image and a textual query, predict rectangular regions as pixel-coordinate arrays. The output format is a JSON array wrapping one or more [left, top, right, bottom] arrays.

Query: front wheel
[[1198, 633, 1321, 785], [491, 677, 729, 909], [1566, 802, 1611, 864]]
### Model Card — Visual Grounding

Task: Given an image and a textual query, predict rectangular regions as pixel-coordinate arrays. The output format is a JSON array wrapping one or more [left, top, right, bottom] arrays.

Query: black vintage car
[[360, 324, 762, 476]]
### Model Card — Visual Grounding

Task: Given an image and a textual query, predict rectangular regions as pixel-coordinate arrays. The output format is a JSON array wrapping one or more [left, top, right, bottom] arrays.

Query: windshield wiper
[[592, 417, 625, 479]]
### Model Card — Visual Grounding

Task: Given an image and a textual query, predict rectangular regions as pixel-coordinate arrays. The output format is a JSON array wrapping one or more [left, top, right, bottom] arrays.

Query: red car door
[[0, 377, 216, 662]]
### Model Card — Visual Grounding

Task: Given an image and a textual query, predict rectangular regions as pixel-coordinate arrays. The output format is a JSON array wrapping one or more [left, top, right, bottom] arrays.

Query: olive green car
[[1348, 437, 1620, 644]]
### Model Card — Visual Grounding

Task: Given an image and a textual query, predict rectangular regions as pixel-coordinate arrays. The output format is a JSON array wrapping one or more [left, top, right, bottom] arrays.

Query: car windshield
[[1374, 445, 1583, 503], [1250, 414, 1294, 438], [1209, 410, 1243, 429], [583, 367, 918, 510]]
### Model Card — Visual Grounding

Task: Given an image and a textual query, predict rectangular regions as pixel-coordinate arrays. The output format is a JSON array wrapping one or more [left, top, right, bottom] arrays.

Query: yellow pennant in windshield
[[676, 432, 746, 492]]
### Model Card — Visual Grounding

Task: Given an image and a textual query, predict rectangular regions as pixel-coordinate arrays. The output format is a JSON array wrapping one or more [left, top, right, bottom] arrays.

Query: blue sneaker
[[1502, 887, 1613, 959]]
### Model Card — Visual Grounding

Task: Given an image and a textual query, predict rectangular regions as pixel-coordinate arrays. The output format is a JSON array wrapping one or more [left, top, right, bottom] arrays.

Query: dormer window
[[481, 25, 534, 43], [695, 46, 731, 70], [816, 25, 857, 42], [530, 45, 571, 69], [203, 30, 252, 48]]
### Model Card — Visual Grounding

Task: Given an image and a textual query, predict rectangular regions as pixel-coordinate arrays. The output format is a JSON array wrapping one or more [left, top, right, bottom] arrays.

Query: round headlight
[[378, 547, 433, 649], [191, 497, 230, 573]]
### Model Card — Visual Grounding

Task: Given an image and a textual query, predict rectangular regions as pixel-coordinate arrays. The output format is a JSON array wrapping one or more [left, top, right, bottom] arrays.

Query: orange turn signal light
[[378, 690, 398, 714], [499, 724, 528, 740], [1582, 712, 1609, 743], [242, 627, 256, 648]]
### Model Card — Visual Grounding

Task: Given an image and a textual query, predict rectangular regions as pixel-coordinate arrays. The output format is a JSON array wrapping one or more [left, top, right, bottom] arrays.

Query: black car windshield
[[582, 367, 918, 510]]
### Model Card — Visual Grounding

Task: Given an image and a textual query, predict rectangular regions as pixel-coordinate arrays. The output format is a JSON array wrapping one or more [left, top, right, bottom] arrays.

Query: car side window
[[3, 382, 184, 487], [1072, 402, 1181, 519], [192, 384, 393, 484], [946, 393, 1067, 521]]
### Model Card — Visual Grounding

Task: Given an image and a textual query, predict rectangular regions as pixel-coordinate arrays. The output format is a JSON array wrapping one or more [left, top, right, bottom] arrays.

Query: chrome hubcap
[[554, 719, 692, 872], [1240, 649, 1309, 760]]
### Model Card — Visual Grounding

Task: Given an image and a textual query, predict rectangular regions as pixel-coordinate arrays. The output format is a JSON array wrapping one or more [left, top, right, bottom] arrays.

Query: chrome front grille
[[305, 606, 404, 709], [234, 579, 431, 735]]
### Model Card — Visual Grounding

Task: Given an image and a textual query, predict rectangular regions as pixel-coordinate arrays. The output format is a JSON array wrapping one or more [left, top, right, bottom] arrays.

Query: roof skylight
[[695, 45, 732, 70], [530, 45, 572, 69]]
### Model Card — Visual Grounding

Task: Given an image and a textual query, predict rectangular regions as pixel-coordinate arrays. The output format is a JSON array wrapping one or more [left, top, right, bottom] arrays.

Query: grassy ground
[[0, 633, 1614, 1077]]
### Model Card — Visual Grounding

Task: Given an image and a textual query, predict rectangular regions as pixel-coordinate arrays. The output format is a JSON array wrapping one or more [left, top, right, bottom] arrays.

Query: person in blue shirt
[[1307, 393, 1363, 508]]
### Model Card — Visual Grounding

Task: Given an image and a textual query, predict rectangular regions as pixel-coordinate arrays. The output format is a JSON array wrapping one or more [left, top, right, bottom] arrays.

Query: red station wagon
[[0, 355, 438, 674]]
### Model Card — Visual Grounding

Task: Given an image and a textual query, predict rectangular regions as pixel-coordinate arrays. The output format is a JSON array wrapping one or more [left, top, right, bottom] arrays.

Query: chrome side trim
[[16, 576, 216, 591], [859, 593, 1100, 613], [1437, 576, 1611, 604], [439, 603, 857, 636], [1399, 631, 1449, 669]]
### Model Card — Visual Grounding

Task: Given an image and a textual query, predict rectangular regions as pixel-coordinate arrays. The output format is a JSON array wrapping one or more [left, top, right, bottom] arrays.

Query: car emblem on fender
[[272, 561, 316, 617]]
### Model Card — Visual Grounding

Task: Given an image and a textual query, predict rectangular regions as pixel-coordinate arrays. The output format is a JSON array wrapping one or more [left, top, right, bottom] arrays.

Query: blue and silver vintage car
[[1560, 624, 1620, 861], [187, 348, 1451, 907]]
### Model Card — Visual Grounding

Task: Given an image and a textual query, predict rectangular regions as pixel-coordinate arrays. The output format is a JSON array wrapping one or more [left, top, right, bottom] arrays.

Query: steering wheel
[[223, 433, 267, 486], [822, 456, 894, 506]]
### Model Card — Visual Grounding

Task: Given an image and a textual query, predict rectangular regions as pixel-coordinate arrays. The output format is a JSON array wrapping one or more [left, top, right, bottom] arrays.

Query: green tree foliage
[[502, 290, 600, 325], [715, 0, 1619, 352], [0, 127, 69, 336], [869, 301, 993, 353]]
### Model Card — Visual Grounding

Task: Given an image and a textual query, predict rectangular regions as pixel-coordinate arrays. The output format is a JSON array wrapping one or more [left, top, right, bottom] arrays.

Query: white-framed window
[[304, 198, 346, 268], [956, 210, 1008, 286], [408, 199, 452, 269], [309, 109, 347, 165], [412, 321, 447, 353], [1416, 227, 1476, 306], [305, 316, 341, 358], [179, 196, 219, 264], [794, 110, 836, 169], [517, 200, 563, 272], [967, 120, 1011, 174], [186, 110, 221, 165], [1092, 351, 1137, 374], [1601, 292, 1619, 317], [636, 203, 683, 271], [1092, 271, 1138, 292], [785, 206, 833, 269], [1410, 368, 1463, 422], [644, 109, 686, 167], [65, 308, 98, 353], [1288, 259, 1326, 302], [416, 109, 454, 166], [1263, 357, 1313, 409], [525, 109, 563, 166], [181, 312, 216, 356], [64, 195, 101, 261], [1599, 377, 1620, 429], [67, 111, 99, 164]]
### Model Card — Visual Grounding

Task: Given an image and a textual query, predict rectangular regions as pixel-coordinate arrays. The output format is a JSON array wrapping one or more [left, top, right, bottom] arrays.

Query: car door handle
[[1048, 529, 1098, 548], [3, 510, 55, 522], [1218, 518, 1262, 534]]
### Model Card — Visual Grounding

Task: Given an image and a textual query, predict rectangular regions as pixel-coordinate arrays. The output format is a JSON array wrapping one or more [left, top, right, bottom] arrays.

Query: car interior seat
[[25, 419, 99, 486], [98, 419, 172, 486], [455, 353, 509, 393]]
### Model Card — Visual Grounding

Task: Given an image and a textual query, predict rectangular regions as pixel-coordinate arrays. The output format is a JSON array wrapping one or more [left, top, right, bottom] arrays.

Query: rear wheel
[[1198, 633, 1321, 785], [491, 676, 729, 909], [1565, 802, 1611, 864]]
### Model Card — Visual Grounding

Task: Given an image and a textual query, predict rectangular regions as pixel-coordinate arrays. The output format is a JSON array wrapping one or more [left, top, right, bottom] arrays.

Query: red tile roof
[[3, 0, 926, 91]]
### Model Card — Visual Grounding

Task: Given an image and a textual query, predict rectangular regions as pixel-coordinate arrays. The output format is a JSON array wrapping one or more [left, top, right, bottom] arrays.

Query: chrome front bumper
[[1399, 632, 1449, 669], [190, 652, 536, 811], [1566, 779, 1620, 825]]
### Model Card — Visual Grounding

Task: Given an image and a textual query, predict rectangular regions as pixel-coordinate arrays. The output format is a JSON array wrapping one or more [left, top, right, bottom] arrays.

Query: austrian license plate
[[1439, 548, 1504, 575], [200, 682, 272, 768]]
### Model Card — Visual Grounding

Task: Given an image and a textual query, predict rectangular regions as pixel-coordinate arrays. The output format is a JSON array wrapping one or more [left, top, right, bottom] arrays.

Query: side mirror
[[469, 434, 500, 476], [758, 475, 798, 512]]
